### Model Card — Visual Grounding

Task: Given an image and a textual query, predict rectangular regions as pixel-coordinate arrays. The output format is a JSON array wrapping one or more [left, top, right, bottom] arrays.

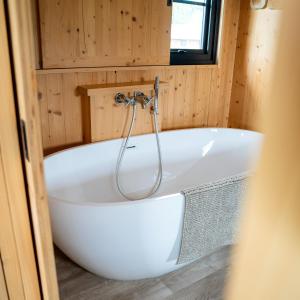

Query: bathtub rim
[[44, 127, 261, 160], [45, 127, 263, 207], [48, 192, 183, 208]]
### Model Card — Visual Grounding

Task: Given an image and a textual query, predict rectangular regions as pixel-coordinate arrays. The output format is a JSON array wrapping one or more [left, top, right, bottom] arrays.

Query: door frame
[[0, 0, 41, 298], [2, 0, 59, 299]]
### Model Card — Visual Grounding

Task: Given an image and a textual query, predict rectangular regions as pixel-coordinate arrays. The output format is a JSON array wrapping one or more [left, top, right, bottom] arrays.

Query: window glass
[[171, 2, 206, 50], [170, 0, 221, 65]]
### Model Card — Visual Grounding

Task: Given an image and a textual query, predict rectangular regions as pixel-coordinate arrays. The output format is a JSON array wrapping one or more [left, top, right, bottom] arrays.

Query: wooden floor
[[55, 246, 231, 300]]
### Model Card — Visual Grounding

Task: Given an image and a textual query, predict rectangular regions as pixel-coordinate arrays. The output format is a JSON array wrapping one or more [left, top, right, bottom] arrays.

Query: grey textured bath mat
[[177, 173, 249, 264]]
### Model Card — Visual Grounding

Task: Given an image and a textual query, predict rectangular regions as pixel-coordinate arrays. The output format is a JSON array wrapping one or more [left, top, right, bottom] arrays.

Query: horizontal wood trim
[[43, 56, 171, 69], [36, 64, 219, 75], [78, 80, 168, 96]]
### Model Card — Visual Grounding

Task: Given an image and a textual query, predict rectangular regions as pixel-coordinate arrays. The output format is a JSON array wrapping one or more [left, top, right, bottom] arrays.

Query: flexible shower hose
[[115, 104, 163, 200]]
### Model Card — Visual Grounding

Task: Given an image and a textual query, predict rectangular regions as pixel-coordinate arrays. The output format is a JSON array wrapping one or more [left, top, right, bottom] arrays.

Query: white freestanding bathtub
[[44, 128, 262, 280]]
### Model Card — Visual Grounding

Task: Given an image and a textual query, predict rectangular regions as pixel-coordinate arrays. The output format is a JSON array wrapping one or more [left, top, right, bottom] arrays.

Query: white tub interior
[[45, 128, 262, 204]]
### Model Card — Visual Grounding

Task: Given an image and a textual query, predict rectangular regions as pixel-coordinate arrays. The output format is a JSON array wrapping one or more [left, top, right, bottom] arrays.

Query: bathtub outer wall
[[45, 128, 262, 280]]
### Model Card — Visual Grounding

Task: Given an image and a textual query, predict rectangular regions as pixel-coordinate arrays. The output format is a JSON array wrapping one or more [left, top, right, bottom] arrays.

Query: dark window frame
[[170, 0, 222, 65]]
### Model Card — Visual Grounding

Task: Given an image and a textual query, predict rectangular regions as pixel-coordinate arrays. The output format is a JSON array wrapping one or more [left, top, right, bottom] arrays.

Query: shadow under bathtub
[[54, 245, 231, 300]]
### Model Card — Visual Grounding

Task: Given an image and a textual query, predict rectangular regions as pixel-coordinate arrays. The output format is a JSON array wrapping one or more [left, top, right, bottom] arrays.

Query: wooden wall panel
[[37, 0, 240, 152], [228, 1, 282, 130], [39, 0, 172, 68], [37, 66, 217, 151]]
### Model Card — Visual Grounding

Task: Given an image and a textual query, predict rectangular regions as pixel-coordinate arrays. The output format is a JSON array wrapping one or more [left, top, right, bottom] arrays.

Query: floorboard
[[55, 246, 231, 300]]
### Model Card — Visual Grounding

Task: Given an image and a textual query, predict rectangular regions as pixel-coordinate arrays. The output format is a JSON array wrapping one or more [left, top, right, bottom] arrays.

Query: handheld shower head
[[154, 76, 159, 96], [153, 76, 159, 114]]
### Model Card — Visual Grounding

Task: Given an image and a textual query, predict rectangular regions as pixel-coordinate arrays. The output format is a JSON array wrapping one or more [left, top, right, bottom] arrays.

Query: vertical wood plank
[[193, 68, 212, 127], [162, 69, 176, 130], [183, 68, 197, 127], [37, 75, 51, 148], [116, 0, 132, 60], [172, 68, 186, 128], [132, 0, 149, 64], [62, 73, 82, 144], [78, 0, 96, 59], [46, 74, 66, 146], [208, 0, 240, 127], [30, 0, 41, 68]]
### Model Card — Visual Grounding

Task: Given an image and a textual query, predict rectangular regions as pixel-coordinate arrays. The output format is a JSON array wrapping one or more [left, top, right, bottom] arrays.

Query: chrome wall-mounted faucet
[[115, 91, 152, 109], [133, 91, 152, 109], [114, 93, 134, 106], [114, 76, 160, 113]]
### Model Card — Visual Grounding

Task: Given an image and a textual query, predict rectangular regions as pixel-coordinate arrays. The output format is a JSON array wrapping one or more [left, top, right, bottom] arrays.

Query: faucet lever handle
[[143, 96, 152, 109], [115, 93, 126, 105]]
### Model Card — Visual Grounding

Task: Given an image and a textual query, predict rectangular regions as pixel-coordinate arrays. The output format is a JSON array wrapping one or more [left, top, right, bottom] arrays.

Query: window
[[170, 0, 221, 65]]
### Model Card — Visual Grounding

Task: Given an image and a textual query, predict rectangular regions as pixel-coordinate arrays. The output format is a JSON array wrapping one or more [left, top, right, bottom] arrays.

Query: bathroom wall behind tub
[[228, 1, 282, 131], [35, 0, 240, 152]]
